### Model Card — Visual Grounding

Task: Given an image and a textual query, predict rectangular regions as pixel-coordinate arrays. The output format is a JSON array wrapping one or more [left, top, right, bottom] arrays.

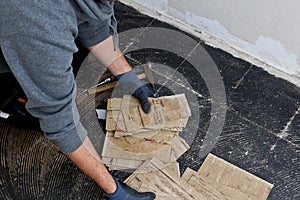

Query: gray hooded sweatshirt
[[0, 0, 118, 154]]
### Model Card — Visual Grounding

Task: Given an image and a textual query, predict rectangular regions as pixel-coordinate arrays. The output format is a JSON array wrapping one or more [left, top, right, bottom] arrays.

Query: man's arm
[[67, 136, 117, 194], [88, 35, 131, 76], [66, 36, 155, 199], [88, 35, 154, 113], [67, 134, 156, 200]]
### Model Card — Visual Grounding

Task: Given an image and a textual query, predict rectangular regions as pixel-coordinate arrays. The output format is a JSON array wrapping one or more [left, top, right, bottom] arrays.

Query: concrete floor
[[0, 2, 300, 199]]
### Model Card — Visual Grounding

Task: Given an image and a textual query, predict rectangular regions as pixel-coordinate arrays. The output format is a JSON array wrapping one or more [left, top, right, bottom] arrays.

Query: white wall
[[121, 0, 300, 86]]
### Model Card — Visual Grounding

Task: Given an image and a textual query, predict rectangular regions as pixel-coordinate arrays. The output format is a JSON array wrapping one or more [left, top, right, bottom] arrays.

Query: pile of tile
[[124, 154, 274, 200], [101, 94, 191, 170]]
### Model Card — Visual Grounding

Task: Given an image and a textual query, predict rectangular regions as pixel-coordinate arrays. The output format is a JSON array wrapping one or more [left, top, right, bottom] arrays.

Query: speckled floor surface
[[0, 2, 300, 199]]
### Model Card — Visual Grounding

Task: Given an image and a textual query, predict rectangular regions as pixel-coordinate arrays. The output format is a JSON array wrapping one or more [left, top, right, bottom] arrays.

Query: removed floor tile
[[187, 153, 274, 200], [102, 94, 191, 170], [106, 94, 191, 137], [125, 154, 273, 200], [102, 131, 189, 170], [124, 157, 205, 200]]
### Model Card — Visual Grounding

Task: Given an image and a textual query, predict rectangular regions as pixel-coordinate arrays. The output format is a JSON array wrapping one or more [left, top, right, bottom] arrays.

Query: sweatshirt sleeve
[[71, 0, 117, 48], [0, 0, 87, 154]]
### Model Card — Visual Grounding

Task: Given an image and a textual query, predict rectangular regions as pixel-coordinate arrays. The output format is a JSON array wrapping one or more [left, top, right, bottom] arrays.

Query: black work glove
[[115, 70, 154, 114], [104, 177, 156, 200]]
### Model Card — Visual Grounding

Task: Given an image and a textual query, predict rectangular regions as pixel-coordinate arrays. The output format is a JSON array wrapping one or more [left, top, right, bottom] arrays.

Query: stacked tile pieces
[[125, 154, 274, 200], [102, 94, 191, 170], [106, 94, 191, 137]]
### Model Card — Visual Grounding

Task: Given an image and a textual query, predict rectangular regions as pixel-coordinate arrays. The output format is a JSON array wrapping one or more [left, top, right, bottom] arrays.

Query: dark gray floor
[[113, 3, 300, 199], [0, 2, 300, 199]]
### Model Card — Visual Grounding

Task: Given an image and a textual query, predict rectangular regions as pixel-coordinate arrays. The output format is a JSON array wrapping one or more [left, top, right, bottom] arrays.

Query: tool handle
[[88, 82, 117, 95], [87, 73, 146, 95]]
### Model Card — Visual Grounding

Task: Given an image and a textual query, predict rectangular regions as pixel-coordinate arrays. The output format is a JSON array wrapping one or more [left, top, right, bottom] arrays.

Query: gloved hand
[[104, 176, 156, 200], [115, 70, 154, 114]]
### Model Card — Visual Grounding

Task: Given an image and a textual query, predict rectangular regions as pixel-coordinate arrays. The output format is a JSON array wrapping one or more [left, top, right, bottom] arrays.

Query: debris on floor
[[125, 154, 274, 200], [101, 94, 191, 170]]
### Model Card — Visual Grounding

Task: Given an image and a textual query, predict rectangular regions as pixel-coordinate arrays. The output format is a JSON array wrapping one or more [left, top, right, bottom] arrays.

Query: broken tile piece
[[103, 94, 191, 170], [124, 157, 204, 200], [181, 154, 274, 200], [107, 130, 178, 153], [101, 131, 189, 170], [102, 156, 144, 170], [163, 162, 181, 179], [106, 94, 191, 137], [124, 154, 273, 200], [106, 110, 119, 131]]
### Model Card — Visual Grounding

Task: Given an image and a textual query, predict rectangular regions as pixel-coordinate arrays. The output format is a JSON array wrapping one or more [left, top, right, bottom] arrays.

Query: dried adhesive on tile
[[125, 154, 273, 200], [102, 94, 191, 170]]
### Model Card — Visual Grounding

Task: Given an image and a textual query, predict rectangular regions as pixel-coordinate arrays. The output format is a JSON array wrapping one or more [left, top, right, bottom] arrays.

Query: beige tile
[[124, 158, 205, 200], [101, 132, 189, 169], [195, 154, 274, 200], [180, 154, 274, 200], [106, 94, 191, 137]]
